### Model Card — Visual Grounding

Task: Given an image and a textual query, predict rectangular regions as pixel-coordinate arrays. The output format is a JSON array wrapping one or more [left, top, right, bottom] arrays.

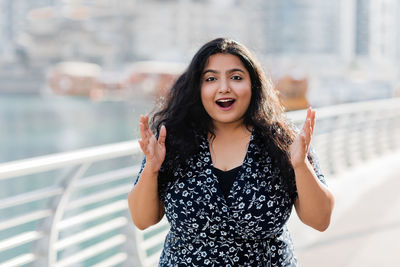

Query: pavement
[[287, 150, 400, 267]]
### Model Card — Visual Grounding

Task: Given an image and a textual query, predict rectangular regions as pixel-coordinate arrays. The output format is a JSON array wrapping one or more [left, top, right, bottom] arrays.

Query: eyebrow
[[202, 68, 245, 75]]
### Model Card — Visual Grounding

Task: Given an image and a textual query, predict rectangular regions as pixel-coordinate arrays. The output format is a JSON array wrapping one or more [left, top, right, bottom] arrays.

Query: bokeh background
[[1, 0, 399, 162]]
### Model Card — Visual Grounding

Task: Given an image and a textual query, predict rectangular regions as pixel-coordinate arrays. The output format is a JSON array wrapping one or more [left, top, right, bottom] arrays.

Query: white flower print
[[133, 130, 328, 267]]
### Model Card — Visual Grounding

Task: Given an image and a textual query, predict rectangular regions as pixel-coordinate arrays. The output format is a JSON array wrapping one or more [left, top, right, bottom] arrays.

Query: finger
[[139, 116, 149, 138], [307, 106, 311, 119], [139, 122, 148, 141], [302, 119, 309, 136], [299, 131, 308, 151], [306, 121, 312, 146], [141, 115, 148, 131], [138, 140, 147, 156], [147, 127, 154, 139], [148, 135, 156, 157], [310, 110, 316, 135], [158, 125, 167, 146], [143, 114, 151, 132], [302, 109, 310, 133], [144, 115, 154, 138], [139, 114, 147, 128], [301, 114, 311, 146], [140, 115, 149, 132]]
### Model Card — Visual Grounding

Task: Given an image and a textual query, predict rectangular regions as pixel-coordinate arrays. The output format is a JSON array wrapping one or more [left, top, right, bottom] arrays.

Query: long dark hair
[[151, 38, 297, 195]]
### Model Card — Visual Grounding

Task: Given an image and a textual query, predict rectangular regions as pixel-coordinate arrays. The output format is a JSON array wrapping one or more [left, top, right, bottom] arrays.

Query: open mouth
[[216, 98, 235, 108]]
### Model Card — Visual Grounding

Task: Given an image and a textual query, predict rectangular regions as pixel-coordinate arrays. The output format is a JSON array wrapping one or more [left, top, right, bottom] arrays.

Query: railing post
[[32, 163, 90, 267]]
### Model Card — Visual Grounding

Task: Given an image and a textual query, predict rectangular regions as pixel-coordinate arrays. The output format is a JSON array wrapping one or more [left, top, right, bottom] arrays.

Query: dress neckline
[[204, 129, 255, 205], [213, 165, 242, 173]]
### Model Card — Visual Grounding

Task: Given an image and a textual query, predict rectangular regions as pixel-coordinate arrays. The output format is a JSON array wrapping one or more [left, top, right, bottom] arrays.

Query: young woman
[[128, 38, 334, 266]]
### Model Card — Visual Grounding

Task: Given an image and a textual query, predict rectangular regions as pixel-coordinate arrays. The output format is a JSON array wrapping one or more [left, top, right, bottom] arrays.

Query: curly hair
[[150, 38, 298, 196]]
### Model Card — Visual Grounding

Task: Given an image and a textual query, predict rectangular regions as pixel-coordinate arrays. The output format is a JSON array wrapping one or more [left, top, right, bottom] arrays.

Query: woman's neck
[[211, 121, 252, 141], [208, 121, 252, 170]]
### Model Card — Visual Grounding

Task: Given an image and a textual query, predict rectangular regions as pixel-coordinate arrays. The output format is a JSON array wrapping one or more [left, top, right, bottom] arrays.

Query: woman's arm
[[290, 107, 334, 231], [293, 160, 334, 231], [128, 166, 165, 230], [128, 115, 166, 230]]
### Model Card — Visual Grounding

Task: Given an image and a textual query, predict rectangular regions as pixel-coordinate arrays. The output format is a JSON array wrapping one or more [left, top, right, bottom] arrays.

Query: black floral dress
[[134, 130, 326, 267]]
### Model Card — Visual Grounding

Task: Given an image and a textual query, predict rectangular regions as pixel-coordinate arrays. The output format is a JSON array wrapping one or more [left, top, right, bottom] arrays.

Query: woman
[[128, 38, 334, 266]]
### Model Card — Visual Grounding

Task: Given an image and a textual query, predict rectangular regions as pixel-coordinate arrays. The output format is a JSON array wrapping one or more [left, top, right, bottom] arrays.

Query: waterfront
[[0, 93, 153, 163], [0, 92, 155, 215], [0, 92, 155, 265]]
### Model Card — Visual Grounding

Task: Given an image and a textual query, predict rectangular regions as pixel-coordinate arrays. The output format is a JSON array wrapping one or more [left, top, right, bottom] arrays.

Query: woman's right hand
[[138, 115, 167, 173]]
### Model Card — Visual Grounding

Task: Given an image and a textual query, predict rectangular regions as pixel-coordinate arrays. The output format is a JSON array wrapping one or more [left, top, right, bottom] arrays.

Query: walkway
[[287, 150, 400, 267]]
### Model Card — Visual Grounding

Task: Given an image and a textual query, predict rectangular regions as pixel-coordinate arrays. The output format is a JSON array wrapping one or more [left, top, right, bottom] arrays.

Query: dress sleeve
[[133, 157, 169, 202], [133, 157, 146, 186], [307, 145, 327, 185]]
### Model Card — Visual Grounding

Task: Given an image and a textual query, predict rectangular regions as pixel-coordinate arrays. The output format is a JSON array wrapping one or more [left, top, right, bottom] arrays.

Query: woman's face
[[200, 53, 252, 128]]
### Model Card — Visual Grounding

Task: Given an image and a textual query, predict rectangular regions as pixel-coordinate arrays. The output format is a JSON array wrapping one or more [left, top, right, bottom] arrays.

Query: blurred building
[[0, 0, 399, 105], [2, 0, 399, 68], [0, 0, 56, 62], [260, 0, 400, 106], [261, 1, 339, 55], [131, 0, 264, 62], [18, 6, 113, 68]]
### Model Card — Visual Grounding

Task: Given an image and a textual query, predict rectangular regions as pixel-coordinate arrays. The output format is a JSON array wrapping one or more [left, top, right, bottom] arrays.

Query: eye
[[231, 75, 242, 80], [205, 76, 216, 82]]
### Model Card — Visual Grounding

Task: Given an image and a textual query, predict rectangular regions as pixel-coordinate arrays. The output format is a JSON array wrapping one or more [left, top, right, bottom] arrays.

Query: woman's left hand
[[289, 107, 316, 168]]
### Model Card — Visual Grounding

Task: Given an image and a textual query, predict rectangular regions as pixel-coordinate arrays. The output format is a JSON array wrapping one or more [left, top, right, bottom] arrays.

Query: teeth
[[217, 99, 234, 102]]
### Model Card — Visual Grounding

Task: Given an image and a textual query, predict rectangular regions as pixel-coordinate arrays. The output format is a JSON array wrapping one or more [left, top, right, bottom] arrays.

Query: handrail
[[0, 210, 52, 231], [0, 187, 63, 210], [0, 140, 140, 180], [0, 98, 399, 267], [57, 200, 127, 231], [54, 217, 128, 251], [55, 235, 127, 267], [287, 97, 400, 120], [0, 231, 43, 251], [0, 254, 36, 267]]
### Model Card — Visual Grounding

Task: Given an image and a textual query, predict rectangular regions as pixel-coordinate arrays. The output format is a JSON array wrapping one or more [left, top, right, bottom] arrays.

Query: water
[[0, 91, 155, 207], [0, 93, 154, 163], [0, 93, 156, 265]]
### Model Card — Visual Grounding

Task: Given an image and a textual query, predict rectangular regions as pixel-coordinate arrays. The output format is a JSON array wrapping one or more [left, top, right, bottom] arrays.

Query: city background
[[1, 0, 400, 266], [1, 0, 400, 162]]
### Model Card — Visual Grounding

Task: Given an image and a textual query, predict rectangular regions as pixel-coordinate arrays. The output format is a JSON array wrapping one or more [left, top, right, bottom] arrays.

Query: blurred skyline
[[0, 0, 399, 106]]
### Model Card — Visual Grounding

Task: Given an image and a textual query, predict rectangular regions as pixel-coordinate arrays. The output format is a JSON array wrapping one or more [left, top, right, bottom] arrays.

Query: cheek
[[237, 84, 252, 104], [200, 88, 206, 107], [200, 86, 214, 107]]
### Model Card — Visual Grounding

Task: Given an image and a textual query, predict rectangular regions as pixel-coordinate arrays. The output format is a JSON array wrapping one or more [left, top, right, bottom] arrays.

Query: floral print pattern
[[134, 130, 326, 266]]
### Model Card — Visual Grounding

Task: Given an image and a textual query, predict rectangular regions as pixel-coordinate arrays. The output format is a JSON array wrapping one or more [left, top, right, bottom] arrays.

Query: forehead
[[203, 53, 246, 71]]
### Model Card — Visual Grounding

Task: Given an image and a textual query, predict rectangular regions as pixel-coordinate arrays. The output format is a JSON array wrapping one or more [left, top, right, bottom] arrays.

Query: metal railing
[[288, 98, 400, 175], [0, 98, 399, 267]]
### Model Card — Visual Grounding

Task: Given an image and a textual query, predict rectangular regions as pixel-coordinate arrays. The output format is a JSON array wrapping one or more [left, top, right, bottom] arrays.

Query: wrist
[[292, 160, 311, 172], [143, 164, 160, 176]]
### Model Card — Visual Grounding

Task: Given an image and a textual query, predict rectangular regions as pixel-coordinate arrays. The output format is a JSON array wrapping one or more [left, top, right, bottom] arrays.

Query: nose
[[218, 79, 230, 93]]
